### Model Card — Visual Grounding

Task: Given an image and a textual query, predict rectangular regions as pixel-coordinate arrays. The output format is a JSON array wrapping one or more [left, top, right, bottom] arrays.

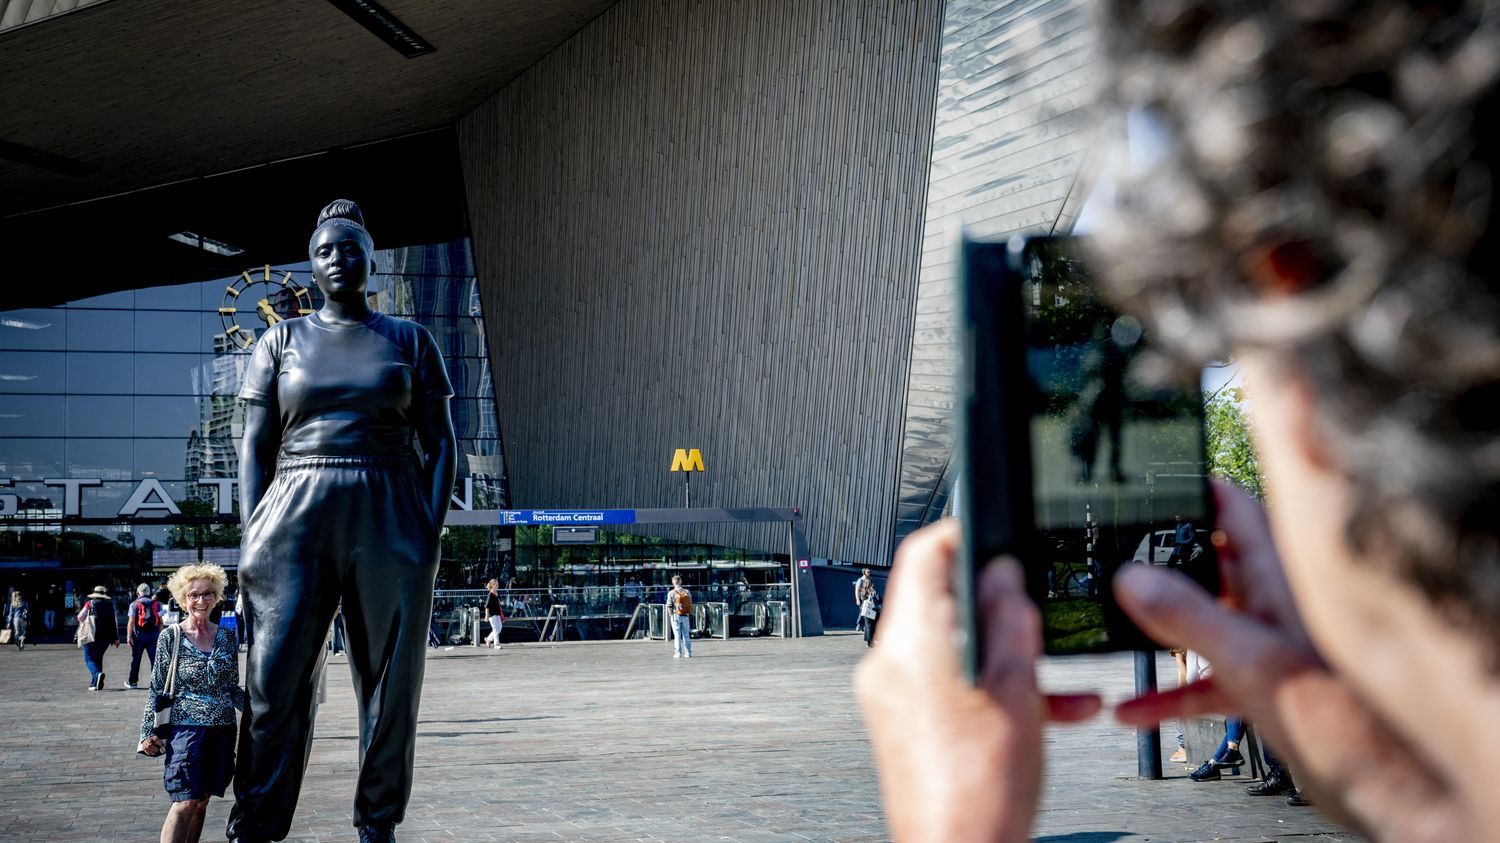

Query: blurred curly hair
[[1092, 0, 1500, 646]]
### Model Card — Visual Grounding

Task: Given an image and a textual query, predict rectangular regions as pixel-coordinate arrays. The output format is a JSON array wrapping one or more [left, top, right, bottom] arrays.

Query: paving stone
[[0, 635, 1357, 841]]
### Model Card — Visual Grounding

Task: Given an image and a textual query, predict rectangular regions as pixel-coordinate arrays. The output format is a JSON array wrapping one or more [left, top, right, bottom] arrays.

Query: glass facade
[[892, 0, 1097, 552], [0, 239, 509, 619]]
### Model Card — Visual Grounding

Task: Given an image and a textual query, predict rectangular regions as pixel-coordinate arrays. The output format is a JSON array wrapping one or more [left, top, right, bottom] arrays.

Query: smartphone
[[957, 235, 1218, 675]]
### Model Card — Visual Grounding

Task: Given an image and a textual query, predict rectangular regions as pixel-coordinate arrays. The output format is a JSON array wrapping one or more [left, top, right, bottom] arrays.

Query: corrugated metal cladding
[[0, 0, 108, 33], [890, 0, 1099, 553], [457, 0, 944, 564]]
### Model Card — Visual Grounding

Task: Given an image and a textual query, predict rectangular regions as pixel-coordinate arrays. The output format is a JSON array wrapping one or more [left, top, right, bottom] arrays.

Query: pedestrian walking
[[666, 575, 693, 658], [1168, 515, 1197, 568], [137, 563, 242, 843], [76, 585, 118, 690], [860, 589, 882, 648], [126, 583, 164, 689], [4, 591, 29, 650], [484, 578, 505, 649], [854, 568, 875, 633]]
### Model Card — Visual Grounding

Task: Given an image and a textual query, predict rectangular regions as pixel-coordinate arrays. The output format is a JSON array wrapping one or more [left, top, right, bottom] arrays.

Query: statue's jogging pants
[[227, 455, 438, 841]]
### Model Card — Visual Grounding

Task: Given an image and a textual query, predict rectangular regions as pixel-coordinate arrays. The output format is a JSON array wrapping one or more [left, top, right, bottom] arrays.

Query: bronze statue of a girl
[[229, 200, 456, 843]]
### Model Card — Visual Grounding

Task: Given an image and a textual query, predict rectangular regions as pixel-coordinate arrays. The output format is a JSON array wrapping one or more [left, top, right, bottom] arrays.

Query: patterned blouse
[[139, 624, 243, 743]]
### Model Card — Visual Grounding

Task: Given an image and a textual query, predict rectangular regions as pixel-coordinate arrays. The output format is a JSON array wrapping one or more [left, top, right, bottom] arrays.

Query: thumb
[[977, 558, 1041, 698]]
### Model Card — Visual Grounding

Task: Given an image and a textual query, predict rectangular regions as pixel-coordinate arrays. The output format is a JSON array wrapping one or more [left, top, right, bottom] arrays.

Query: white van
[[1131, 529, 1202, 565]]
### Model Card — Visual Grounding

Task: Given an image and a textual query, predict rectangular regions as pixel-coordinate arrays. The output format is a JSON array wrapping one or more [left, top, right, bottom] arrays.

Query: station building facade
[[0, 0, 1096, 627]]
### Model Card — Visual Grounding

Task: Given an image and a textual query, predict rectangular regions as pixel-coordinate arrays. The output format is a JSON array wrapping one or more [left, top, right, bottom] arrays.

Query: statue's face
[[310, 226, 373, 299]]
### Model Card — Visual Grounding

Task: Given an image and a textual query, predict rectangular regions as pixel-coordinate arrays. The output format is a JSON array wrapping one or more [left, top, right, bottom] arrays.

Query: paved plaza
[[0, 633, 1357, 842]]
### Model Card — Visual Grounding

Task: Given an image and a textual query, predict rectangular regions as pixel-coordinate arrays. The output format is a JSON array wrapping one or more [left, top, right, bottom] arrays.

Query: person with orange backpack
[[666, 575, 693, 659], [125, 582, 163, 690]]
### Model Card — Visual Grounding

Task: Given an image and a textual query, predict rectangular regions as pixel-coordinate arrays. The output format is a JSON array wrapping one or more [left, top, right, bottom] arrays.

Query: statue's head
[[308, 199, 375, 299]]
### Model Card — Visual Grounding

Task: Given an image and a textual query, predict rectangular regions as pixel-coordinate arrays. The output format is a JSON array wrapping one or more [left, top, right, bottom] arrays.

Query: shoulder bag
[[75, 604, 96, 648], [152, 624, 183, 738]]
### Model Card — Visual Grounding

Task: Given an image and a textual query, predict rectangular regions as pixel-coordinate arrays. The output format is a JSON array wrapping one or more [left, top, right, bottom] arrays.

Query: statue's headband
[[308, 217, 373, 253]]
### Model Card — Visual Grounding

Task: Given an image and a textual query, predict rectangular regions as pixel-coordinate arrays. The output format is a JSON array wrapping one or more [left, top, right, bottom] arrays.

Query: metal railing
[[538, 605, 568, 642], [433, 585, 793, 642]]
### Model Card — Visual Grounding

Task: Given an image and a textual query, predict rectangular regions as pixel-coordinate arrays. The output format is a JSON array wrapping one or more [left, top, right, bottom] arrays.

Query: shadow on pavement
[[1035, 833, 1133, 843]]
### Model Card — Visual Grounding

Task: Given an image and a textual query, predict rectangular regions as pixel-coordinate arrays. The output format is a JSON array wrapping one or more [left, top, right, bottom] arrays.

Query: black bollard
[[1134, 649, 1163, 779]]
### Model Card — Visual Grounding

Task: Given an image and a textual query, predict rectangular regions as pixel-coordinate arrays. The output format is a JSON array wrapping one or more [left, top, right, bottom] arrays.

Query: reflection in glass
[[66, 396, 131, 437], [0, 351, 66, 393], [0, 439, 65, 476], [134, 310, 204, 353], [133, 353, 207, 396], [65, 438, 134, 480], [421, 321, 489, 356], [0, 480, 61, 512], [0, 309, 66, 352], [67, 352, 135, 394], [444, 399, 494, 441], [66, 310, 133, 352], [135, 439, 192, 482], [77, 481, 135, 518], [442, 359, 492, 396], [1, 238, 506, 587], [0, 395, 64, 437], [133, 396, 200, 438], [194, 347, 252, 397]]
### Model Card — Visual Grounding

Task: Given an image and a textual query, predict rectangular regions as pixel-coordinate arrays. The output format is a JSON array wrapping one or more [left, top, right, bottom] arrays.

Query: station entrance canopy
[[448, 507, 822, 637]]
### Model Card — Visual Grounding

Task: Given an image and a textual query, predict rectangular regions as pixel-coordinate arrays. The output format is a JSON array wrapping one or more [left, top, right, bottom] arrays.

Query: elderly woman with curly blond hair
[[138, 563, 242, 843]]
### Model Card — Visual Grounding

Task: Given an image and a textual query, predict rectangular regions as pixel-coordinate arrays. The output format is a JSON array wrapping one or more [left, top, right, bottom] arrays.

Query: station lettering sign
[[1, 475, 483, 521], [499, 510, 637, 526]]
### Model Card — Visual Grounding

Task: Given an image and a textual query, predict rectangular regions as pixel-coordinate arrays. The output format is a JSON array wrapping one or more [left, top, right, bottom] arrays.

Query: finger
[[977, 558, 1103, 727], [1210, 482, 1308, 643], [1045, 693, 1103, 723], [1210, 480, 1278, 580], [886, 519, 959, 610], [1115, 677, 1233, 726], [977, 557, 1040, 694], [1114, 563, 1283, 676], [882, 520, 961, 646]]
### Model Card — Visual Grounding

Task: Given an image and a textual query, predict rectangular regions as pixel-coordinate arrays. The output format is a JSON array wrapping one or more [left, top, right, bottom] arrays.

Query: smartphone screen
[[959, 235, 1217, 669]]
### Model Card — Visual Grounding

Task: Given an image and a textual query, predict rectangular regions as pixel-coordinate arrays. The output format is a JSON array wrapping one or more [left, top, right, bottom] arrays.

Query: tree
[[1204, 388, 1264, 500], [166, 499, 242, 549], [440, 526, 492, 566]]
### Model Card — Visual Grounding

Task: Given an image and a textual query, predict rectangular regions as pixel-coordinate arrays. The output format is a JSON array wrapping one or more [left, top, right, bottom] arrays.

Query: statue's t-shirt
[[238, 311, 454, 458]]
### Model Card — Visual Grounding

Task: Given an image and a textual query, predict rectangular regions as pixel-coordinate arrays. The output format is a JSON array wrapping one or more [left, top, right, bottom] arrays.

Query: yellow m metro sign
[[670, 448, 705, 472]]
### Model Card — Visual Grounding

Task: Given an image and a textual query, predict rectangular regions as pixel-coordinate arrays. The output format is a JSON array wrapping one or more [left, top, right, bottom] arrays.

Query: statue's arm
[[239, 401, 280, 528], [414, 395, 457, 531]]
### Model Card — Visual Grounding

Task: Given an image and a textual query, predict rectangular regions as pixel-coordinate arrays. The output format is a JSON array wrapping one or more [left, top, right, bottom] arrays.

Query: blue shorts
[[164, 725, 235, 802]]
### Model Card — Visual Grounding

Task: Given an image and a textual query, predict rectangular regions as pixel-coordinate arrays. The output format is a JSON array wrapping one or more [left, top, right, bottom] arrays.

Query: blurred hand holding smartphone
[[957, 235, 1219, 679]]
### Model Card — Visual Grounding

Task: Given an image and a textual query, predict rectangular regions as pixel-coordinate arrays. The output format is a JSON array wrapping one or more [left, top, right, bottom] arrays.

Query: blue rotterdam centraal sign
[[498, 510, 638, 526]]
